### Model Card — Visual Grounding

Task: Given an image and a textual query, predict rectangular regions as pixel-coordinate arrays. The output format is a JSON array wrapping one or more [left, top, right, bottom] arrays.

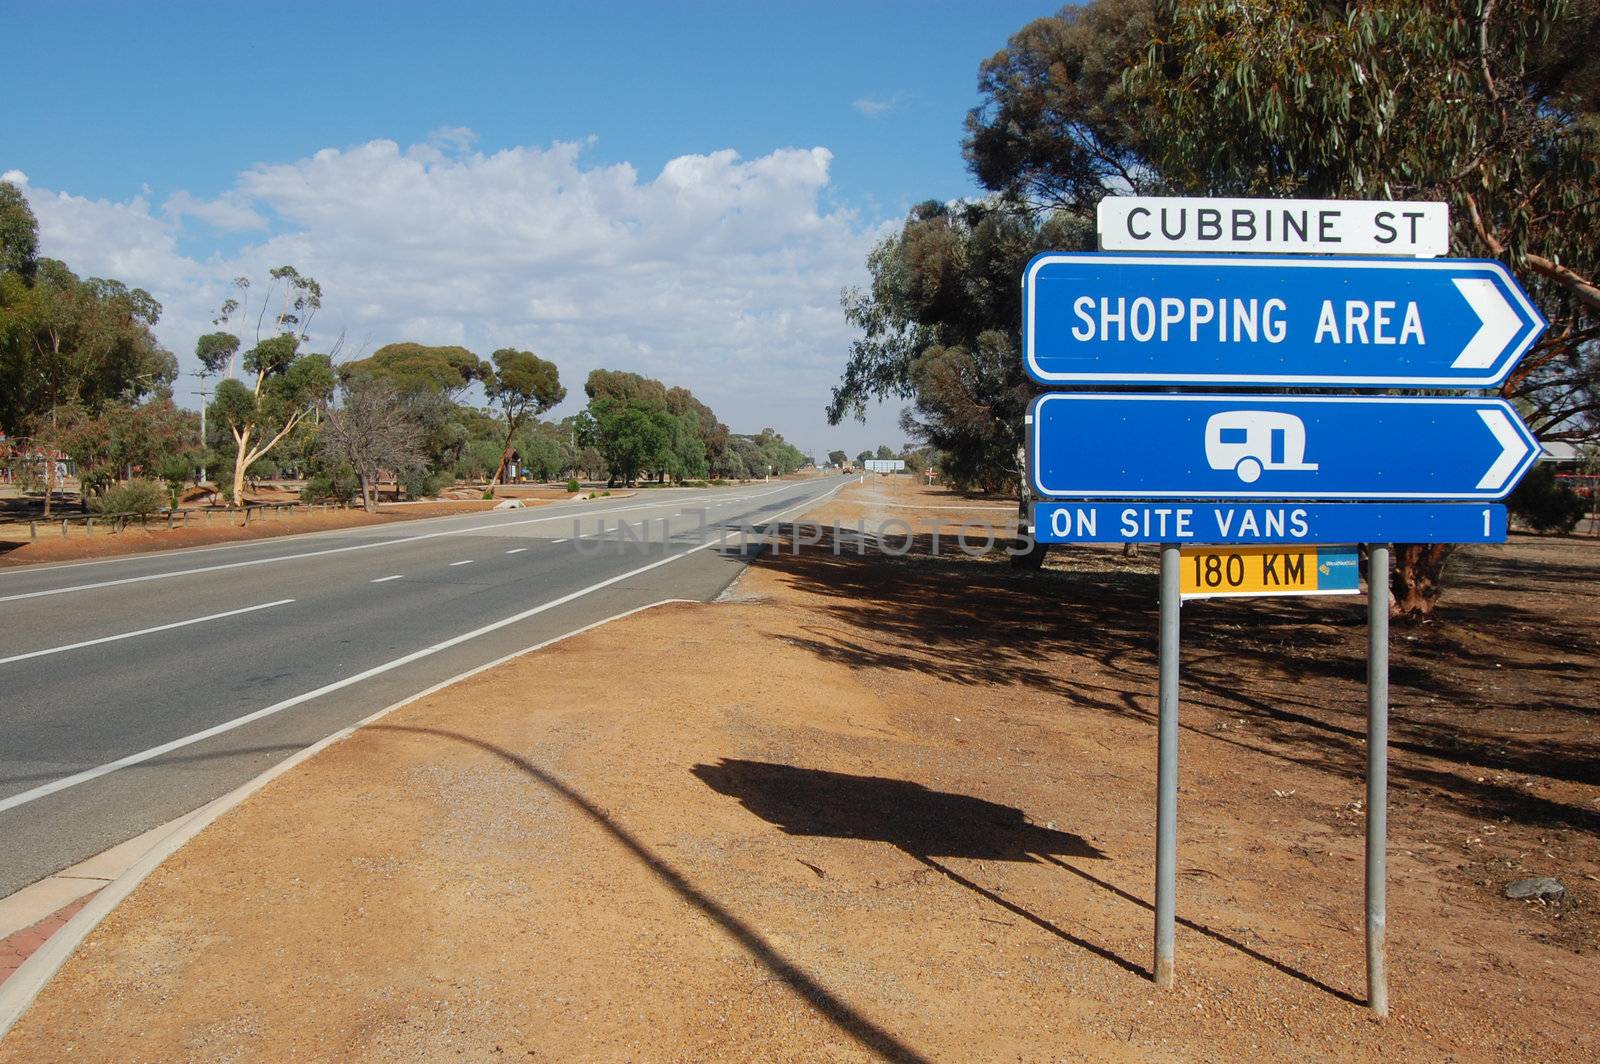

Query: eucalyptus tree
[[201, 266, 335, 503], [484, 348, 565, 484]]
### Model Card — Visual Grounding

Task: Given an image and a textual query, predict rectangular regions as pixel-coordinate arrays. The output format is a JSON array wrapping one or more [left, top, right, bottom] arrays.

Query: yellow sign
[[1180, 545, 1360, 601]]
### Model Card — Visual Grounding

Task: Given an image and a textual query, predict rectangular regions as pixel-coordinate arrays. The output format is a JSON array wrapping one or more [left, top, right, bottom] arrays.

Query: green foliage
[[397, 465, 447, 500], [513, 420, 569, 481], [0, 180, 39, 280], [831, 202, 1088, 492], [566, 477, 581, 493], [589, 401, 672, 485], [827, 449, 848, 467], [1122, 0, 1600, 442], [722, 427, 806, 480], [0, 256, 174, 437], [301, 466, 359, 505], [156, 453, 197, 506], [1507, 465, 1589, 533], [342, 342, 492, 397], [579, 368, 732, 485], [484, 348, 565, 484], [963, 0, 1158, 208], [52, 398, 199, 498], [455, 437, 504, 481], [205, 266, 336, 503], [91, 478, 166, 516], [194, 332, 240, 376]]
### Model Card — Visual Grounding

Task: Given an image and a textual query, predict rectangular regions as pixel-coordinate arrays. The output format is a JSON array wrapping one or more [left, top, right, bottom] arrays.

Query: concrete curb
[[0, 597, 697, 1044], [0, 813, 199, 941]]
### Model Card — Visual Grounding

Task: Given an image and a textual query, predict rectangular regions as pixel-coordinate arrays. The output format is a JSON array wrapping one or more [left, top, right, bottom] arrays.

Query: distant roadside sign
[[1027, 393, 1538, 501], [1023, 254, 1545, 388], [1032, 502, 1507, 545], [1179, 545, 1360, 601], [864, 459, 905, 473], [1097, 196, 1448, 257]]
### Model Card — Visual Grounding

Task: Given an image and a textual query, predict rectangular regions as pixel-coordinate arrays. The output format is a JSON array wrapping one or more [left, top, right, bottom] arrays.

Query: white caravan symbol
[[1204, 411, 1319, 484]]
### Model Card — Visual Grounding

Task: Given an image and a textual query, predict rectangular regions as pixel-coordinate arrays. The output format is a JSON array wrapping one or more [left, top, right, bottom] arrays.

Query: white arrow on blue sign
[[1027, 393, 1540, 500], [1023, 253, 1546, 388]]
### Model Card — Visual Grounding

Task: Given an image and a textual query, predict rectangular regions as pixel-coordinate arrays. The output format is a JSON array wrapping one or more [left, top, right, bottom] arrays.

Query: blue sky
[[2, 0, 1064, 456]]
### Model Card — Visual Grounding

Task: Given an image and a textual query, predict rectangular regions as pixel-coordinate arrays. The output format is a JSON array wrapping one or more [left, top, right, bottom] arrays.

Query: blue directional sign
[[1028, 393, 1539, 500], [1033, 502, 1508, 545], [1023, 253, 1546, 388]]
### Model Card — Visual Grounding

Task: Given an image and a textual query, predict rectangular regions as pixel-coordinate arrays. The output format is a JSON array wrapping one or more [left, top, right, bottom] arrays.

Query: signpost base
[[1155, 544, 1180, 988], [1366, 545, 1391, 1017]]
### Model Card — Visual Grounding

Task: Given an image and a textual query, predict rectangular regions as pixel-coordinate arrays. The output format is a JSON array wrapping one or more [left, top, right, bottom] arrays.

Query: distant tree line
[[1, 179, 811, 518]]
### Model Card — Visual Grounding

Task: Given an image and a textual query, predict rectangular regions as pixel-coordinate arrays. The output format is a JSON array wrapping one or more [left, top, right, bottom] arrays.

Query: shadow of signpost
[[693, 759, 1365, 1001], [691, 759, 1104, 861], [692, 759, 1149, 978]]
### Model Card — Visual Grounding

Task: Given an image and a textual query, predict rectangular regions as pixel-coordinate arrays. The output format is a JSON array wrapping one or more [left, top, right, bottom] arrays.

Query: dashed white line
[[449, 559, 474, 566], [551, 539, 569, 544], [505, 548, 527, 555], [0, 477, 853, 816], [0, 599, 295, 666], [371, 575, 404, 583]]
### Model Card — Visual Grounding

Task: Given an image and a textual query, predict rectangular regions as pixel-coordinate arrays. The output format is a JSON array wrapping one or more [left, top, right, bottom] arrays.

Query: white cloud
[[17, 133, 905, 452], [852, 96, 898, 118], [162, 190, 267, 232]]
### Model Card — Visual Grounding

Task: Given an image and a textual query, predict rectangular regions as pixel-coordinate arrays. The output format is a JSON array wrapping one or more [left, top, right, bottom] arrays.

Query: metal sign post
[[1366, 544, 1391, 1016], [1155, 544, 1181, 988]]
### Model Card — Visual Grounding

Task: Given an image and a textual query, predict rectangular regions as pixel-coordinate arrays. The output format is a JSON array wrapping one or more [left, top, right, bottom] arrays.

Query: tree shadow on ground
[[692, 758, 1360, 1003], [745, 524, 1600, 833], [370, 725, 932, 1064]]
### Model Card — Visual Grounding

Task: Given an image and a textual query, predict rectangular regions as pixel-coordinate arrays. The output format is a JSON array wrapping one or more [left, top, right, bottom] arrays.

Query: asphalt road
[[0, 476, 850, 897]]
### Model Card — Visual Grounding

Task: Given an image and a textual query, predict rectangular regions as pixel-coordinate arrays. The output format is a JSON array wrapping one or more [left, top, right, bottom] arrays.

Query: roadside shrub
[[302, 470, 359, 505], [399, 466, 446, 500], [482, 487, 496, 500], [1507, 465, 1587, 533], [566, 478, 581, 493], [92, 479, 166, 516]]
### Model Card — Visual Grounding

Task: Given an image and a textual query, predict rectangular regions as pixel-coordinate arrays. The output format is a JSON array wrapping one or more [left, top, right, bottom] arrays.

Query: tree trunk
[[231, 426, 252, 507], [1389, 543, 1455, 620], [359, 470, 376, 514], [42, 452, 54, 519], [490, 419, 517, 486]]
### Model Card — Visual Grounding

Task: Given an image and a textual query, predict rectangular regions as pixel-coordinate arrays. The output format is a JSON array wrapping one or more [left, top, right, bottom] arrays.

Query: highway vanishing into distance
[[0, 476, 849, 897]]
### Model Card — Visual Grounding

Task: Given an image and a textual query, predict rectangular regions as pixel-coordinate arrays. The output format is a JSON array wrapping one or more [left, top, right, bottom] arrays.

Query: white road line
[[0, 599, 295, 667], [449, 559, 474, 566], [0, 484, 807, 604], [505, 548, 527, 555], [371, 575, 404, 583], [0, 595, 702, 1043], [551, 539, 568, 544], [0, 479, 847, 815]]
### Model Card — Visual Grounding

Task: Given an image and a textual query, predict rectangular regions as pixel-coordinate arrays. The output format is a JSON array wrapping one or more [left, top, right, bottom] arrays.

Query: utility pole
[[188, 370, 213, 486]]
